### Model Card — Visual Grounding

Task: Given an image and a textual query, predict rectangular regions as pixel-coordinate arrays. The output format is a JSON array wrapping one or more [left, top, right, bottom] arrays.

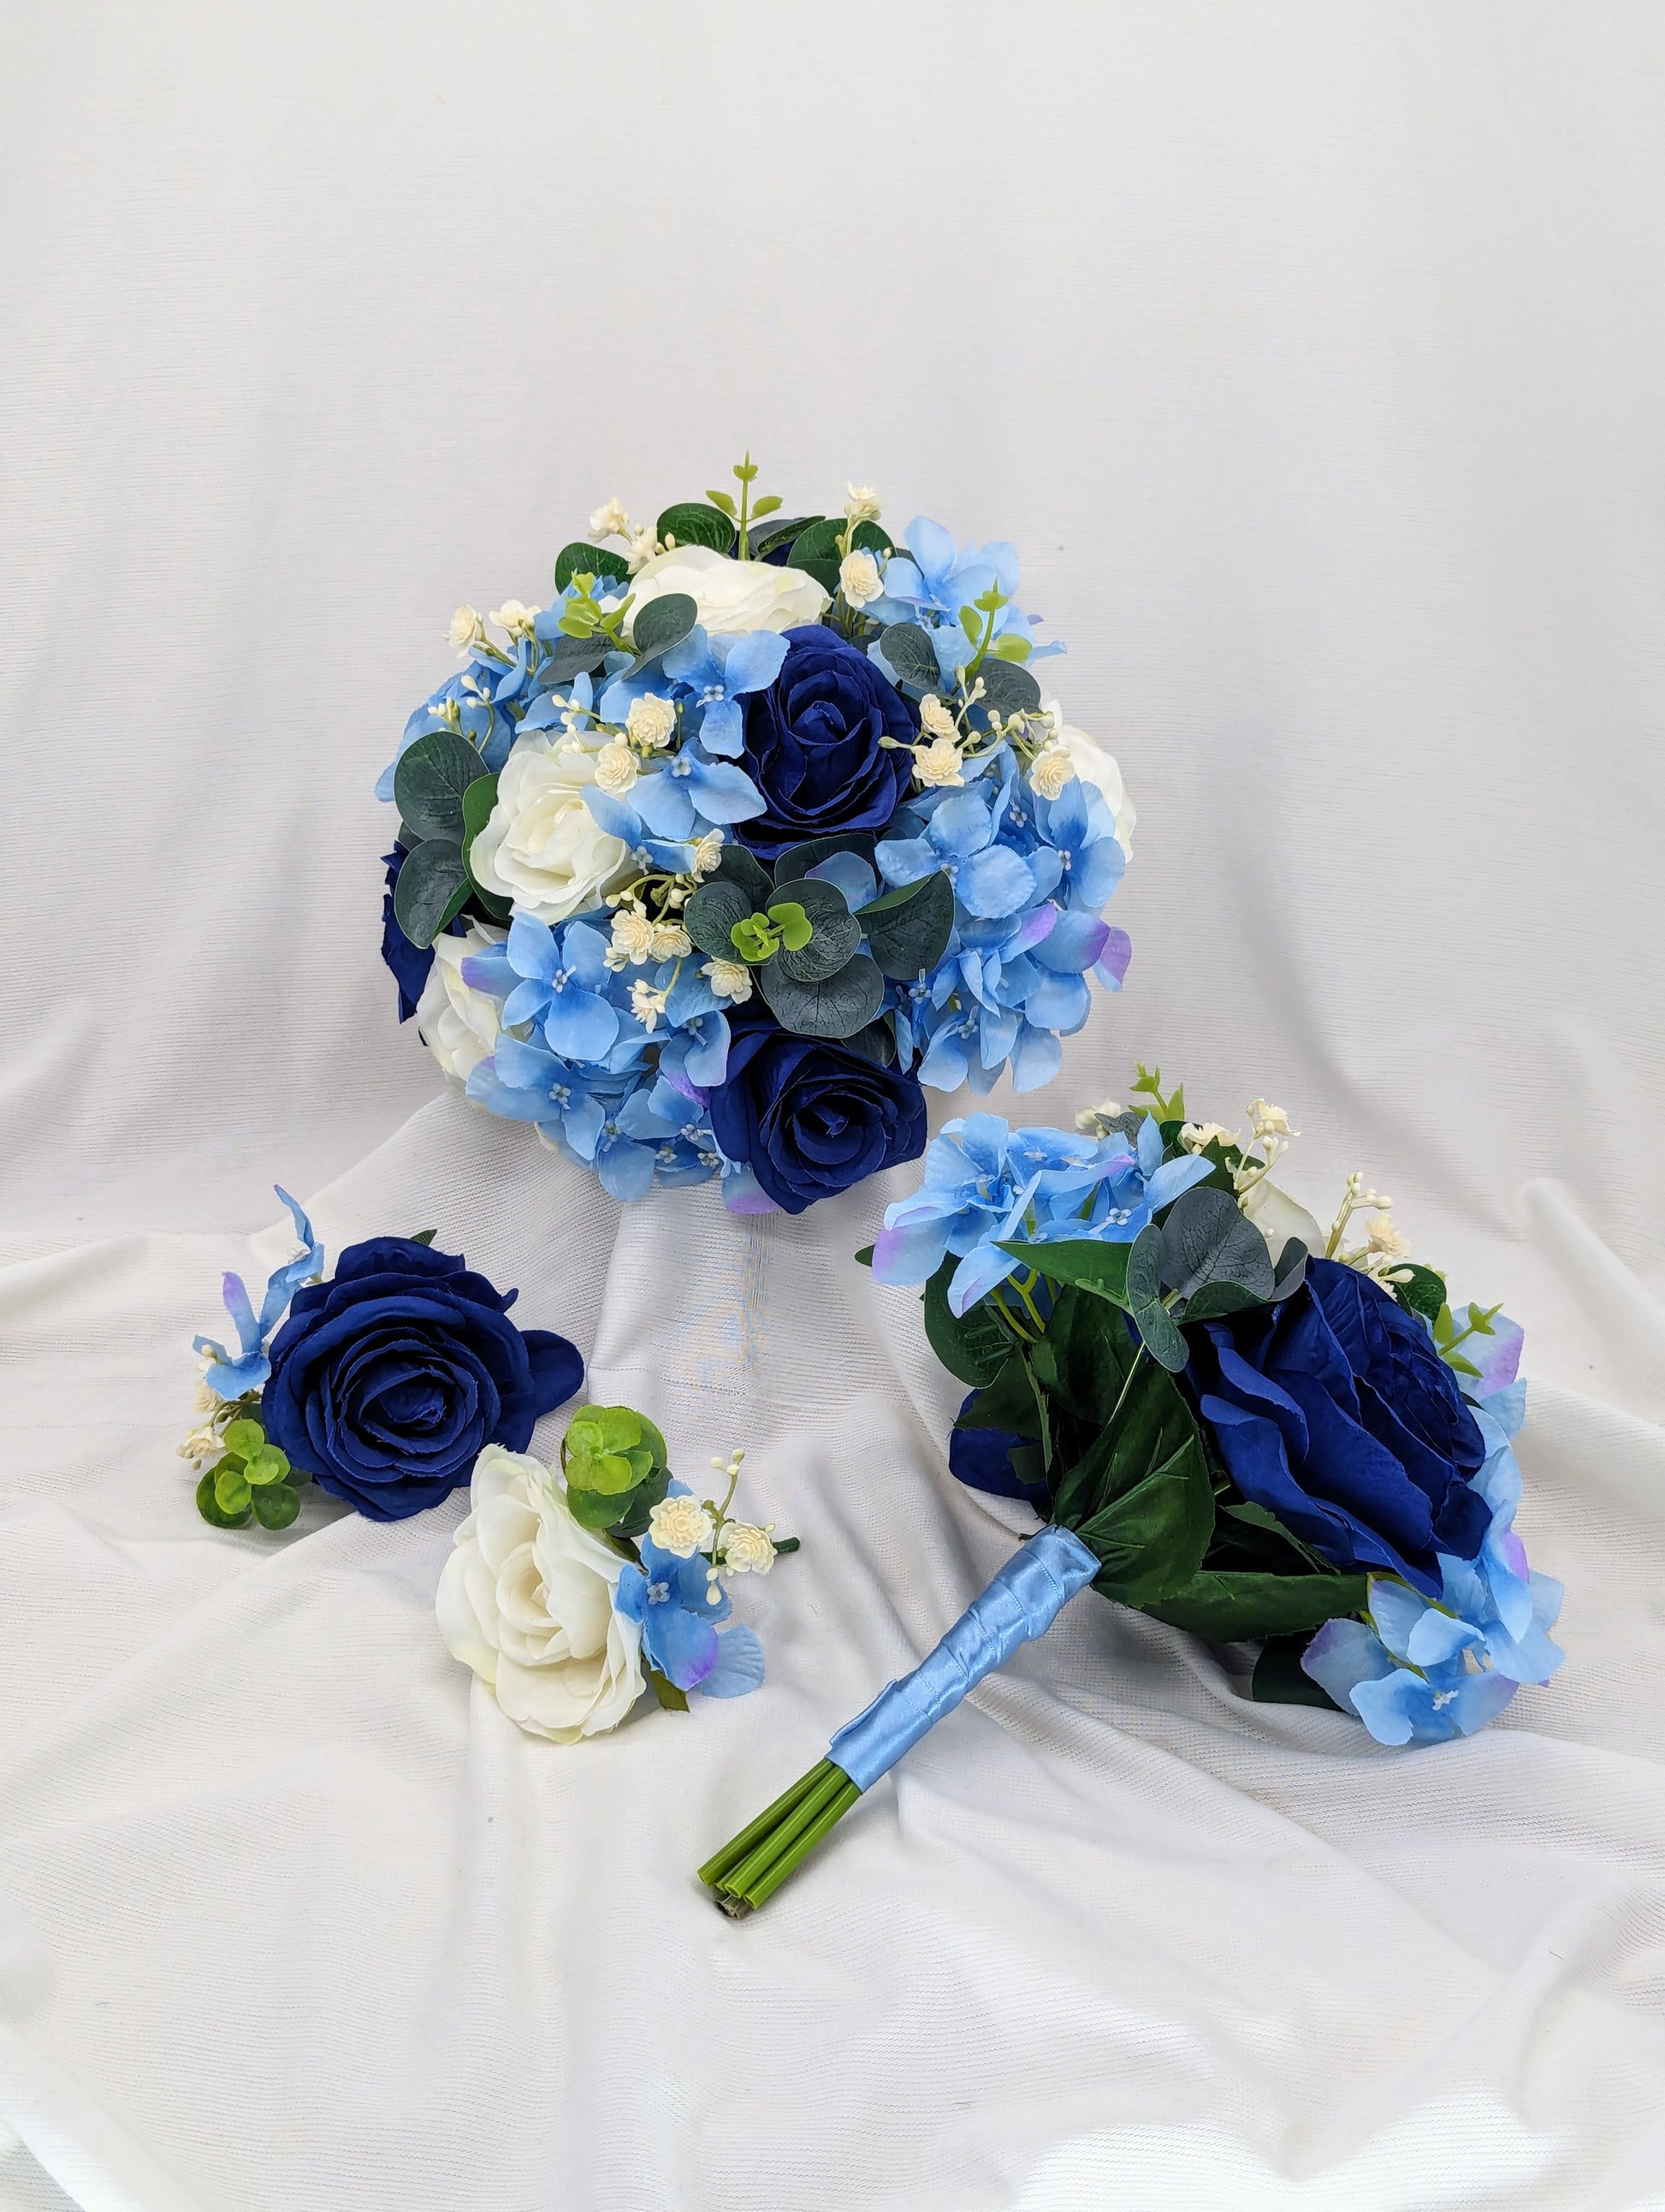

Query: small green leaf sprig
[[195, 1414, 303, 1532]]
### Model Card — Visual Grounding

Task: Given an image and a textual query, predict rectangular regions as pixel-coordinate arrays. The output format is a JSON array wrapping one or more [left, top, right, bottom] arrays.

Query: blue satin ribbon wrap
[[827, 1523, 1100, 1792]]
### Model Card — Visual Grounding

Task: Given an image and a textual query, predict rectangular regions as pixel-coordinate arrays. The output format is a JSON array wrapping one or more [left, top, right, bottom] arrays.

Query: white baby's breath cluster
[[588, 497, 664, 572], [1326, 1171, 1413, 1288]]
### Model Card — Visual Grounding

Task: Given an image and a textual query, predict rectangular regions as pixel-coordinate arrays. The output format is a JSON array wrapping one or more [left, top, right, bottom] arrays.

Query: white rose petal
[[470, 734, 636, 925], [628, 545, 828, 638], [415, 919, 507, 1083], [436, 1444, 645, 1744], [1241, 1179, 1326, 1265], [1038, 698, 1136, 857]]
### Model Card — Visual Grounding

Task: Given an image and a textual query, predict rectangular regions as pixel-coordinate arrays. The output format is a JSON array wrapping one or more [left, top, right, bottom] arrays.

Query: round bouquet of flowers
[[379, 457, 1135, 1214]]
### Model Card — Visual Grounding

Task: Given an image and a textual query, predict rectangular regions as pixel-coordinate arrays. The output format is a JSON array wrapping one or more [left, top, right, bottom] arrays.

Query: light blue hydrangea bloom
[[614, 1484, 766, 1697], [193, 1188, 321, 1399]]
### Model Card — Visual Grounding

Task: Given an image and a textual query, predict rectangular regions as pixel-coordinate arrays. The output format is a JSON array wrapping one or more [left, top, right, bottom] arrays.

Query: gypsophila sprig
[[701, 1069, 1561, 1916], [379, 459, 1135, 1217]]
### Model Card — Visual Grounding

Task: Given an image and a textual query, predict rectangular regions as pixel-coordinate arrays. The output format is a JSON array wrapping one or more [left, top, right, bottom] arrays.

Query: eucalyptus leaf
[[769, 877, 861, 982], [1126, 1224, 1163, 1310], [773, 831, 876, 882], [1159, 1187, 1275, 1302], [711, 844, 774, 905], [1131, 1299, 1189, 1372], [567, 1481, 636, 1530], [858, 869, 955, 981], [1181, 1278, 1273, 1322], [843, 1020, 896, 1068], [757, 952, 885, 1041], [880, 623, 941, 691], [392, 839, 470, 950], [974, 657, 1042, 715], [214, 1465, 252, 1518], [394, 728, 489, 843], [656, 503, 736, 554], [196, 1468, 252, 1529], [629, 591, 697, 664], [251, 1481, 302, 1531], [223, 1418, 264, 1459], [750, 515, 817, 560], [460, 773, 513, 916], [684, 879, 754, 960], [554, 542, 631, 591], [540, 635, 609, 685]]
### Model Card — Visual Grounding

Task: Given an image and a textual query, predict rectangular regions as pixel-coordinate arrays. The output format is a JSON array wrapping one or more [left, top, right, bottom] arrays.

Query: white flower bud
[[844, 483, 882, 525], [691, 828, 726, 875], [1179, 1122, 1236, 1155], [649, 922, 691, 959], [626, 693, 677, 750], [448, 605, 479, 649], [838, 549, 884, 607], [647, 1495, 716, 1559], [592, 742, 639, 796], [608, 908, 656, 966], [702, 958, 754, 1005], [911, 736, 966, 789], [489, 598, 541, 639], [918, 693, 958, 739], [589, 498, 631, 540], [629, 980, 669, 1032], [720, 1522, 777, 1576], [1248, 1100, 1295, 1140]]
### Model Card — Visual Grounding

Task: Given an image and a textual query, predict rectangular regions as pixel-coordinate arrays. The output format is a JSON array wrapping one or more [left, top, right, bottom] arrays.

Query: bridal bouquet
[[699, 1072, 1563, 1913], [379, 457, 1133, 1214]]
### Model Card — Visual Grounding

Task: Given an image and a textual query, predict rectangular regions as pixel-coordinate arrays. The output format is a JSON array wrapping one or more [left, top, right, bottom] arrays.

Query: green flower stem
[[698, 1758, 863, 1916]]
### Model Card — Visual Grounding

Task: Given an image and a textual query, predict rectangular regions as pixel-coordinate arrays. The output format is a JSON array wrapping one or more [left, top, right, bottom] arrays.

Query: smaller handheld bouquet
[[700, 1072, 1562, 1915]]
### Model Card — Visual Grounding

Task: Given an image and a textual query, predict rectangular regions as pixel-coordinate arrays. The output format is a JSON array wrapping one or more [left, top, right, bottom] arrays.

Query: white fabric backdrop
[[3, 3, 1665, 2206]]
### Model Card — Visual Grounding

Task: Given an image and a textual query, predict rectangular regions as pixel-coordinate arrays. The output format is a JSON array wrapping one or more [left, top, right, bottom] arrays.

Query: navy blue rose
[[262, 1237, 583, 1521], [708, 1011, 927, 1214], [1188, 1257, 1489, 1597], [738, 625, 917, 858], [381, 846, 433, 1022]]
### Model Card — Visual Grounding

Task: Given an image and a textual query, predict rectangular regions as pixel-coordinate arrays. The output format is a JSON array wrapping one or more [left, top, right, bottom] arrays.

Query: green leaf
[[629, 591, 698, 663], [854, 1244, 874, 1266], [711, 844, 774, 905], [658, 502, 735, 554], [394, 729, 488, 843], [1004, 1239, 1134, 1306], [975, 658, 1041, 715], [757, 952, 885, 1041], [1028, 1285, 1139, 1422], [646, 1664, 690, 1711], [1131, 1299, 1188, 1372], [410, 1228, 438, 1247], [196, 1468, 252, 1529], [954, 1352, 1044, 1441], [1077, 1438, 1214, 1609], [603, 1463, 670, 1541], [988, 632, 1032, 662], [767, 899, 814, 952], [541, 635, 609, 685], [1182, 1278, 1274, 1322], [1159, 1188, 1275, 1302], [554, 542, 631, 591], [1149, 1569, 1368, 1642], [850, 519, 892, 557], [251, 1480, 302, 1531], [787, 517, 846, 567], [702, 488, 739, 518], [461, 771, 499, 845], [1444, 1351, 1484, 1379], [768, 877, 861, 982], [880, 623, 941, 691], [1126, 1225, 1163, 1310], [1250, 1635, 1346, 1710], [223, 1418, 264, 1459], [922, 1257, 1012, 1387], [214, 1464, 252, 1518], [750, 514, 817, 560], [772, 832, 876, 882], [392, 839, 470, 949], [568, 1480, 636, 1529], [843, 1019, 896, 1068], [750, 495, 783, 521], [244, 1445, 289, 1487], [858, 870, 955, 981], [683, 879, 754, 960]]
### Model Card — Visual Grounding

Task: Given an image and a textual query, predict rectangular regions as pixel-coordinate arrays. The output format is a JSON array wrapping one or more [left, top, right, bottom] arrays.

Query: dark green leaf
[[684, 878, 755, 960], [1182, 1278, 1273, 1322], [656, 503, 735, 554], [1047, 1317, 1206, 1583], [769, 877, 861, 982], [922, 1257, 1012, 1387], [251, 1481, 301, 1531], [1126, 1225, 1163, 1309], [1250, 1636, 1346, 1709], [757, 952, 885, 1041], [1159, 1187, 1275, 1302], [1028, 1285, 1140, 1422], [954, 1353, 1044, 1441], [711, 843, 774, 904], [850, 519, 893, 557], [975, 657, 1041, 715], [410, 1229, 438, 1246], [787, 517, 846, 567], [1392, 1263, 1448, 1324], [554, 542, 631, 591], [843, 1020, 896, 1068], [1131, 1299, 1189, 1371], [461, 773, 498, 844], [567, 1480, 637, 1530], [1271, 1239, 1309, 1302], [854, 1243, 874, 1266], [880, 623, 941, 691], [1078, 1438, 1214, 1609], [394, 729, 489, 843], [646, 1664, 690, 1711], [1149, 1569, 1367, 1642], [629, 591, 698, 663], [606, 1463, 670, 1541], [1004, 1238, 1133, 1306], [393, 839, 470, 950], [196, 1468, 252, 1530], [859, 870, 955, 981], [540, 635, 609, 685], [773, 831, 876, 881], [750, 515, 817, 560]]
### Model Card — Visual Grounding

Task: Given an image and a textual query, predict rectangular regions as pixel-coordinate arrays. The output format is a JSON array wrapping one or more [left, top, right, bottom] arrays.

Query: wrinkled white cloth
[[4, 3, 1665, 2209]]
